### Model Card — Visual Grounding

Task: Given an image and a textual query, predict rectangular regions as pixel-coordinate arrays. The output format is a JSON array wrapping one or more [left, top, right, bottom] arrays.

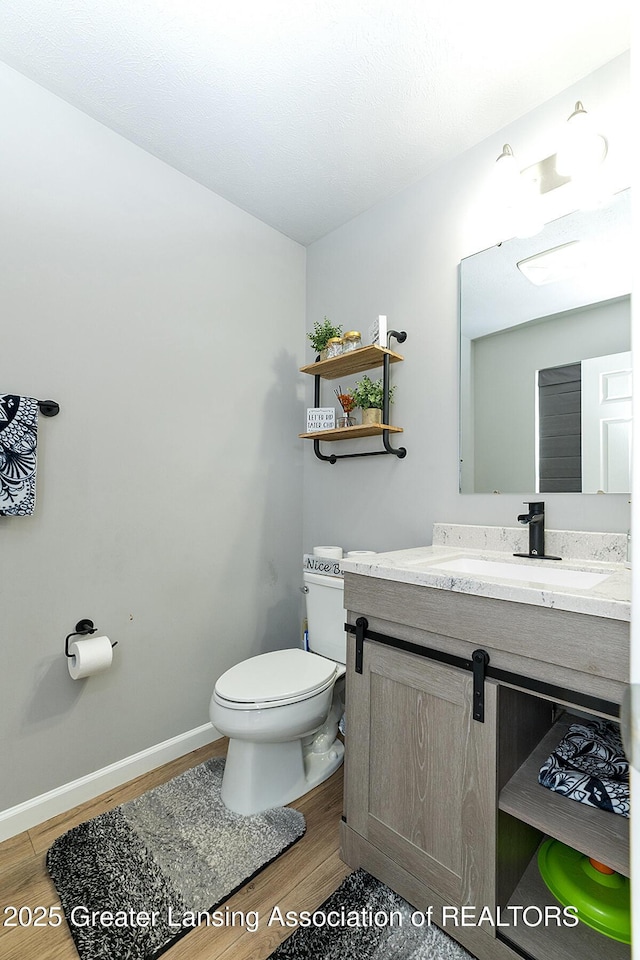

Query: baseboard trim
[[0, 724, 221, 842]]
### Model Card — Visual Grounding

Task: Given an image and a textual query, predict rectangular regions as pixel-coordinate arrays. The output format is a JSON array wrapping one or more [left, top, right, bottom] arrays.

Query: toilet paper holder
[[65, 619, 117, 658]]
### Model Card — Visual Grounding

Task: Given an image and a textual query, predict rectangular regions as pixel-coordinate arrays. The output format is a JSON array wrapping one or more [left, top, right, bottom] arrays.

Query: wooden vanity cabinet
[[340, 572, 630, 960], [344, 635, 497, 914]]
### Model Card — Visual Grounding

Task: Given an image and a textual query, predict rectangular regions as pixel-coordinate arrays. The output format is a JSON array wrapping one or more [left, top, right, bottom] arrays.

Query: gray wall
[[0, 63, 306, 809], [304, 53, 631, 554], [0, 51, 632, 812], [472, 297, 631, 492]]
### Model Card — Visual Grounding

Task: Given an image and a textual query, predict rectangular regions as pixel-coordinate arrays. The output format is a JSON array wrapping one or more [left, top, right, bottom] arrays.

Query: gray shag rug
[[267, 870, 473, 960], [47, 757, 305, 960]]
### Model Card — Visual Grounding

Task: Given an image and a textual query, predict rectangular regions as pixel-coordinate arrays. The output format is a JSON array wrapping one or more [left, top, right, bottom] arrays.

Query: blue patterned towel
[[0, 395, 38, 516], [538, 718, 629, 818]]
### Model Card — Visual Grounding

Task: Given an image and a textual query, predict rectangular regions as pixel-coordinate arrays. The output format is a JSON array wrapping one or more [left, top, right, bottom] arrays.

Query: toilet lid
[[215, 648, 337, 705]]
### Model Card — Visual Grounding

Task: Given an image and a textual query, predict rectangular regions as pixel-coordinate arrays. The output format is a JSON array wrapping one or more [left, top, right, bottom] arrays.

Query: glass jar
[[343, 331, 362, 352], [337, 415, 357, 428], [326, 337, 344, 359]]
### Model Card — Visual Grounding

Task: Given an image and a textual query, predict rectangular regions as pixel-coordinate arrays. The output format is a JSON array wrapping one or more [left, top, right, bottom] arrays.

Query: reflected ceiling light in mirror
[[516, 235, 624, 288], [555, 101, 608, 177], [517, 241, 585, 285]]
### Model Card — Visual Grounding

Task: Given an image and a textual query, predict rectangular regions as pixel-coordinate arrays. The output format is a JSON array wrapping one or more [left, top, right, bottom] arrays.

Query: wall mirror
[[459, 188, 631, 494]]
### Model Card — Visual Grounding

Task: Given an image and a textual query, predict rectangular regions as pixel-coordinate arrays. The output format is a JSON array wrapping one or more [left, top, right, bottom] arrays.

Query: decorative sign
[[306, 407, 335, 432], [369, 314, 388, 346], [303, 554, 343, 577]]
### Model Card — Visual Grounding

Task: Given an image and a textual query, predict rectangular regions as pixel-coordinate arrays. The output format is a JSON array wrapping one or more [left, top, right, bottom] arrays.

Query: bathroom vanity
[[340, 526, 631, 960]]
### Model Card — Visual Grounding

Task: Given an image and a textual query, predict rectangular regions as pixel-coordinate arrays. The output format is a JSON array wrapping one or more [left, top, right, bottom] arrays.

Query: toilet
[[209, 569, 346, 815]]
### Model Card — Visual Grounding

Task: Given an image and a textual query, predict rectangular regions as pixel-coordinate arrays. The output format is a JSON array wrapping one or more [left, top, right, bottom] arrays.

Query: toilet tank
[[303, 571, 346, 664]]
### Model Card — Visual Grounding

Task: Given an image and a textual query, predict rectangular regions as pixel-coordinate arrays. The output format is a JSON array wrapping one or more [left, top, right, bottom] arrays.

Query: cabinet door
[[345, 635, 497, 911]]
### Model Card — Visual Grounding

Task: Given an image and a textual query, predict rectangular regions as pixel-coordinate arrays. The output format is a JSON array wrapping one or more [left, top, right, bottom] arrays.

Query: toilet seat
[[214, 648, 337, 710]]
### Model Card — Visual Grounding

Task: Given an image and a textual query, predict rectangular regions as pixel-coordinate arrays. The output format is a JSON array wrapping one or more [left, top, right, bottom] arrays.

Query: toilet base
[[221, 736, 344, 816]]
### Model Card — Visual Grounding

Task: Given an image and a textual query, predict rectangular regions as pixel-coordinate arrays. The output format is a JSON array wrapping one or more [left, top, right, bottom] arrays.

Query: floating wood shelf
[[499, 714, 629, 876], [299, 424, 403, 441], [299, 344, 404, 381], [300, 332, 407, 462]]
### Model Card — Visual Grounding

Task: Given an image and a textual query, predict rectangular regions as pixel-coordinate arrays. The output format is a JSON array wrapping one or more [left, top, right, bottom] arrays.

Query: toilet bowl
[[210, 570, 347, 815], [210, 648, 345, 815]]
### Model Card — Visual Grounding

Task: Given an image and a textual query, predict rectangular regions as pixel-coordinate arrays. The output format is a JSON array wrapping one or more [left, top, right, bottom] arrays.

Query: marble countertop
[[340, 529, 631, 622]]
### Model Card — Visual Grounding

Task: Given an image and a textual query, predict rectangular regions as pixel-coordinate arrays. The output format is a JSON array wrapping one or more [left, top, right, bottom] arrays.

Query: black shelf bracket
[[312, 330, 407, 463]]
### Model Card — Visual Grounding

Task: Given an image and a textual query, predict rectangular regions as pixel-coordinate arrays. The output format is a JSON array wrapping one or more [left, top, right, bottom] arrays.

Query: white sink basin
[[430, 557, 610, 590]]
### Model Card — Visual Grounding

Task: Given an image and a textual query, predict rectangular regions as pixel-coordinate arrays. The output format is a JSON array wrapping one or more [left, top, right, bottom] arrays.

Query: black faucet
[[514, 502, 561, 560]]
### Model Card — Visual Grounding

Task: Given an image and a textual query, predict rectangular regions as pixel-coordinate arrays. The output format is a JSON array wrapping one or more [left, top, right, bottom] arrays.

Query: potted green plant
[[307, 317, 343, 360], [350, 376, 395, 425]]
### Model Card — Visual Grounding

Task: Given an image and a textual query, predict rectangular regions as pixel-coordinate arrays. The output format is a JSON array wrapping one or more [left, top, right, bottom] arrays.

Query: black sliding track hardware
[[472, 649, 490, 722], [346, 619, 620, 720], [355, 616, 367, 674]]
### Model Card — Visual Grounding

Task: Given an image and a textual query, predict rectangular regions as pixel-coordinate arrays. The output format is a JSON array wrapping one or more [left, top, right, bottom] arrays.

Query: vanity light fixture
[[494, 144, 520, 198], [491, 100, 609, 240], [494, 144, 544, 239], [555, 101, 608, 177], [495, 143, 517, 173]]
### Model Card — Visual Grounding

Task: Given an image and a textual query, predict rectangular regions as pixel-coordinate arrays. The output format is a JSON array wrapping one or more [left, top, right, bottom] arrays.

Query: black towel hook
[[37, 400, 60, 417]]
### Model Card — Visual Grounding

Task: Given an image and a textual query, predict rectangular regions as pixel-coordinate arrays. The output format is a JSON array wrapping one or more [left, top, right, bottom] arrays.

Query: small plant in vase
[[351, 376, 395, 426], [335, 386, 357, 428], [307, 316, 343, 359]]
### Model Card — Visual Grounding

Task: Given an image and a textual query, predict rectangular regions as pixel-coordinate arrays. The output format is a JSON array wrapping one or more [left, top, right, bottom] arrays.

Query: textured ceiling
[[0, 1, 631, 244]]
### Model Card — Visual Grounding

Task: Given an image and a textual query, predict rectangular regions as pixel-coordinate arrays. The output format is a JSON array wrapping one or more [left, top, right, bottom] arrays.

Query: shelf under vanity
[[499, 713, 628, 877]]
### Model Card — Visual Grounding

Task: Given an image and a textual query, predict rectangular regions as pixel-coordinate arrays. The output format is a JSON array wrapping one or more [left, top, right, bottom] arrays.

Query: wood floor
[[0, 739, 351, 960]]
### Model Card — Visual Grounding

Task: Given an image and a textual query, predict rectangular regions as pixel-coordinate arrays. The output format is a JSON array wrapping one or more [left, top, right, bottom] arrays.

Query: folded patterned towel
[[0, 395, 38, 516], [538, 718, 629, 818]]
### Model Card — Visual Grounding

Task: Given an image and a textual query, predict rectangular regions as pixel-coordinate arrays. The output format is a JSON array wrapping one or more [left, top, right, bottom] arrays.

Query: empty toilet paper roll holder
[[65, 619, 117, 658]]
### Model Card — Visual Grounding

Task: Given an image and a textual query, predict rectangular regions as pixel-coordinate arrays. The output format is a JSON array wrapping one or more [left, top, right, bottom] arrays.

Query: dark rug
[[267, 870, 473, 960], [47, 757, 305, 960]]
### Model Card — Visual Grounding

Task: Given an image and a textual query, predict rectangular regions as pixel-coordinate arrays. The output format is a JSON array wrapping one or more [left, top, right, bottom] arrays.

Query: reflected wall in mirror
[[459, 189, 631, 494]]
